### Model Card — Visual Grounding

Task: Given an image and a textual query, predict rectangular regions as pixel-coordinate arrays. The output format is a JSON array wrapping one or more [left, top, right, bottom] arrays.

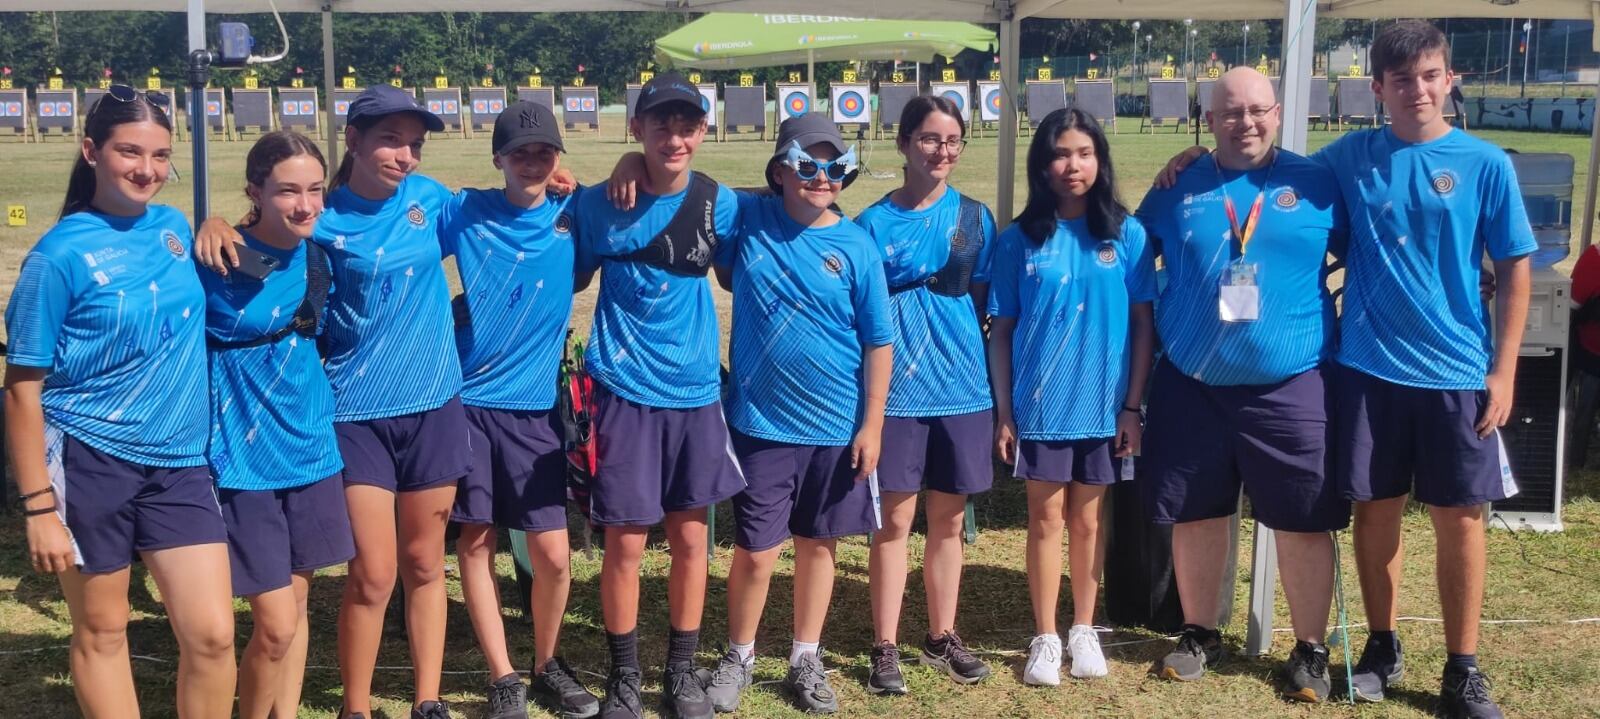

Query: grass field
[[1, 125, 1599, 718]]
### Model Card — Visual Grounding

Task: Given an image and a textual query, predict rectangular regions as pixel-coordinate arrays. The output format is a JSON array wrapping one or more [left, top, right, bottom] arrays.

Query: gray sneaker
[[783, 651, 839, 714], [1350, 635, 1404, 702], [705, 648, 754, 713], [1159, 625, 1224, 682], [1283, 641, 1331, 703]]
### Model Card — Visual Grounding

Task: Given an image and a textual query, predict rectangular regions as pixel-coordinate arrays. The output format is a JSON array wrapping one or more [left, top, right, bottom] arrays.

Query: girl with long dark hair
[[202, 130, 352, 719], [854, 95, 998, 693], [987, 107, 1157, 687], [6, 86, 236, 718]]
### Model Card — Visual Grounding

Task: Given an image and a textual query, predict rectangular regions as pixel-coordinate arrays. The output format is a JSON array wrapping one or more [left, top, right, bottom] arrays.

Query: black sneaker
[[1282, 641, 1331, 703], [598, 666, 644, 719], [531, 657, 601, 719], [705, 648, 754, 712], [1159, 624, 1224, 682], [784, 651, 839, 714], [920, 631, 991, 685], [663, 663, 714, 719], [1350, 634, 1404, 702], [485, 673, 529, 719], [411, 700, 453, 719], [867, 641, 907, 695], [1441, 665, 1504, 719]]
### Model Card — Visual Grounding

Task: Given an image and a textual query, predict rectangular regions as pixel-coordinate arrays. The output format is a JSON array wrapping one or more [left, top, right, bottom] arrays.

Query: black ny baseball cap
[[493, 101, 564, 155], [634, 72, 704, 117], [346, 84, 445, 132]]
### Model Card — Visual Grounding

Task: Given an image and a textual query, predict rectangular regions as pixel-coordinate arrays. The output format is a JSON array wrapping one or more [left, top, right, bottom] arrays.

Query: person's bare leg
[[868, 491, 918, 643], [338, 485, 398, 716], [1065, 484, 1107, 626], [601, 527, 648, 635], [1275, 530, 1334, 643], [59, 567, 139, 718], [456, 523, 515, 679], [526, 528, 573, 668], [923, 490, 968, 636], [1171, 516, 1232, 628], [238, 584, 300, 719], [143, 542, 237, 719], [396, 484, 457, 707], [791, 537, 838, 644], [1025, 480, 1065, 636], [664, 508, 710, 633], [1430, 504, 1487, 655], [726, 544, 782, 646], [1353, 496, 1408, 632], [272, 573, 314, 719]]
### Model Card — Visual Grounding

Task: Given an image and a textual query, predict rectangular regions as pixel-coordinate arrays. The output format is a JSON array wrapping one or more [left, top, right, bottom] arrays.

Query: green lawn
[[1, 125, 1599, 718]]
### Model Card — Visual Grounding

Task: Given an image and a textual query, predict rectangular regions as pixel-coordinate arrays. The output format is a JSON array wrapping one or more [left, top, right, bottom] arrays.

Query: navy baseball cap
[[346, 84, 445, 132], [634, 72, 705, 117], [493, 101, 564, 155]]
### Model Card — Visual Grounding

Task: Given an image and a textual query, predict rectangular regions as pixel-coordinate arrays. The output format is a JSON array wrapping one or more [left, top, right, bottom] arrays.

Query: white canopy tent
[[22, 0, 1600, 655]]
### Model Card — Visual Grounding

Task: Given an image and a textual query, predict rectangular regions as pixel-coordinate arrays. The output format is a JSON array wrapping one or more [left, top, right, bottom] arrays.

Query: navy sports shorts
[[878, 410, 994, 495], [451, 406, 569, 532], [588, 383, 745, 528], [337, 395, 472, 493], [218, 473, 355, 596], [1014, 437, 1117, 486], [729, 431, 880, 551]]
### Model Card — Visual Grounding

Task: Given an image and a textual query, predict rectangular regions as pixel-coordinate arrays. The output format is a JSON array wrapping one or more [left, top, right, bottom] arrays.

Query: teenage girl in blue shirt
[[7, 86, 237, 718]]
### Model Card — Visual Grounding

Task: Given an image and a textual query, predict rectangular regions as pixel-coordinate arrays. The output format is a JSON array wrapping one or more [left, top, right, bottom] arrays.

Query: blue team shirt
[[201, 231, 342, 490], [315, 174, 461, 421], [5, 206, 209, 466], [988, 216, 1158, 440], [721, 194, 894, 445], [856, 188, 997, 417], [443, 188, 577, 411], [1318, 128, 1537, 390], [1136, 152, 1346, 386], [574, 179, 739, 409]]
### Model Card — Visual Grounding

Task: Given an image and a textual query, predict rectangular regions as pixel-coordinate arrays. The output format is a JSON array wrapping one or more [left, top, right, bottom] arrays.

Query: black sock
[[608, 630, 640, 671], [1446, 653, 1478, 672], [667, 627, 700, 669], [926, 631, 950, 650], [1369, 630, 1400, 653]]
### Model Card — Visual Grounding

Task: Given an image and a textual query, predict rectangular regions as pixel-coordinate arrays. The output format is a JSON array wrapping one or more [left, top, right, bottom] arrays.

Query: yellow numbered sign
[[243, 76, 259, 90], [527, 75, 543, 88], [389, 78, 403, 88], [7, 205, 25, 227], [1037, 67, 1053, 81], [434, 75, 448, 89], [1348, 64, 1362, 77], [688, 73, 702, 84], [341, 76, 356, 89], [739, 73, 754, 87], [290, 77, 305, 88], [98, 79, 112, 90], [48, 77, 64, 90], [1207, 66, 1221, 79], [842, 69, 857, 83], [1085, 68, 1100, 80], [891, 71, 906, 84], [941, 68, 956, 83], [787, 71, 802, 83], [639, 71, 654, 84], [989, 70, 1002, 82], [481, 77, 493, 88], [572, 77, 585, 87], [1160, 66, 1176, 80], [146, 76, 162, 90], [0, 79, 10, 90]]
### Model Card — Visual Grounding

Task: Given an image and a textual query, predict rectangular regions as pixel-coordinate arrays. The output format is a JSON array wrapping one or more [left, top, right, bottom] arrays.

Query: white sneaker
[[1023, 633, 1063, 686], [1068, 624, 1108, 679]]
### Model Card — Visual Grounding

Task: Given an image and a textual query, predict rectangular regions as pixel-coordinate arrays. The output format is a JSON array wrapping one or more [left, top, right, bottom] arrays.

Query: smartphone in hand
[[229, 243, 282, 281]]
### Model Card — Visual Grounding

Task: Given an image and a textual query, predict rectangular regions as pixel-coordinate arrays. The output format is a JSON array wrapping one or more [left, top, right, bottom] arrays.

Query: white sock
[[789, 640, 820, 666], [730, 640, 755, 664]]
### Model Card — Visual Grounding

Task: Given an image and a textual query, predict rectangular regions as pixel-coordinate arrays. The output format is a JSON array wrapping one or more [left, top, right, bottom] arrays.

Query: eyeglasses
[[783, 142, 858, 184], [1216, 104, 1278, 127], [92, 84, 170, 117], [914, 136, 968, 156]]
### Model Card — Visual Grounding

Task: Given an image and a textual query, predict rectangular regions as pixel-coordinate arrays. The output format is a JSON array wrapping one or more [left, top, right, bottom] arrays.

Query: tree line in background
[[0, 12, 1589, 103]]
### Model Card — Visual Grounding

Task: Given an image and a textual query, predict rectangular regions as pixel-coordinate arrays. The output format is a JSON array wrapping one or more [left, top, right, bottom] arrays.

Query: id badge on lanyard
[[1216, 157, 1273, 323]]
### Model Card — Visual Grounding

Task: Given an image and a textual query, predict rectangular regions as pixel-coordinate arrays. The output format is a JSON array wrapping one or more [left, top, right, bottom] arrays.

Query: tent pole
[[187, 0, 208, 228], [996, 14, 1020, 228], [323, 2, 338, 179], [1581, 68, 1600, 254], [808, 48, 816, 112]]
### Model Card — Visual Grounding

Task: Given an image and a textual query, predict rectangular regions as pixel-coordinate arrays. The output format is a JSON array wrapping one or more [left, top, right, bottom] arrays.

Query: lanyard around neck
[[1212, 150, 1277, 257]]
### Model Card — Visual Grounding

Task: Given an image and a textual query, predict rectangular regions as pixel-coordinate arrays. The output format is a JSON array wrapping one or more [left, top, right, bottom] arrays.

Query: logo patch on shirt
[[822, 253, 844, 275], [1096, 241, 1117, 266], [555, 212, 573, 235], [406, 203, 427, 226], [163, 230, 186, 259], [1431, 170, 1458, 197], [1273, 187, 1299, 210]]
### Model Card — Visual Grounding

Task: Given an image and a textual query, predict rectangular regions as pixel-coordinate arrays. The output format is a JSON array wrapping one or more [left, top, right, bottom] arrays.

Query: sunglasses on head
[[93, 84, 170, 116], [782, 141, 857, 184]]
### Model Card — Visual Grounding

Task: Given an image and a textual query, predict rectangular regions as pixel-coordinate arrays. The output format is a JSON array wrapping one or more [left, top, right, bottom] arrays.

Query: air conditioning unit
[[1492, 267, 1568, 532]]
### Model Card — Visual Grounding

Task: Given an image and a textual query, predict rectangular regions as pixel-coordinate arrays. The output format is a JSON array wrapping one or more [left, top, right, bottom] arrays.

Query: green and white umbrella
[[655, 13, 996, 69]]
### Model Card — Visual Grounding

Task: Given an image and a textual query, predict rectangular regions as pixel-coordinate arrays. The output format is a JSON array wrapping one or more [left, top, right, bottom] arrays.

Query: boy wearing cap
[[569, 72, 744, 719], [698, 114, 893, 715], [443, 101, 599, 719]]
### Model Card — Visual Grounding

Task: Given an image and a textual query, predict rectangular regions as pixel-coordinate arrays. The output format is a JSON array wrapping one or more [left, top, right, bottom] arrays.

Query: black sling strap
[[207, 241, 332, 351], [891, 194, 987, 298], [618, 171, 720, 277]]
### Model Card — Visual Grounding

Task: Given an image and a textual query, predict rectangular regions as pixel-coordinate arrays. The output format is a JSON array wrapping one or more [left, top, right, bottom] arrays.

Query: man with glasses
[[1134, 67, 1350, 702]]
